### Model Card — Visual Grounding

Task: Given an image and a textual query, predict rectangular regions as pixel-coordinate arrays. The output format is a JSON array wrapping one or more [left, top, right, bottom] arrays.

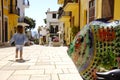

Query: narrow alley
[[0, 45, 83, 80]]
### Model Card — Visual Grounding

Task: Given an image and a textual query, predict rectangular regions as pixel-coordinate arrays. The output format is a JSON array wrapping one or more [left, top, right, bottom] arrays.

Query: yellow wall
[[64, 21, 70, 45], [59, 2, 79, 45], [80, 0, 88, 29], [0, 0, 2, 20], [4, 0, 8, 7], [114, 0, 120, 20], [8, 0, 19, 40], [0, 0, 1, 10], [0, 0, 2, 42], [3, 0, 8, 16], [72, 7, 79, 27], [69, 4, 79, 43], [1, 0, 20, 41], [95, 0, 120, 21], [96, 0, 102, 18], [58, 0, 120, 45], [8, 15, 18, 40]]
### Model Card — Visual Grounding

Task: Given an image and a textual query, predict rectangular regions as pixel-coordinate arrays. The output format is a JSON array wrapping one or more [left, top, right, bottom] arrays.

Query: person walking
[[10, 25, 28, 61]]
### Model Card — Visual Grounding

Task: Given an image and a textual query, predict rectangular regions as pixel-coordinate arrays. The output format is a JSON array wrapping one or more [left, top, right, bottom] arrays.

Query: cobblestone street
[[0, 45, 83, 80]]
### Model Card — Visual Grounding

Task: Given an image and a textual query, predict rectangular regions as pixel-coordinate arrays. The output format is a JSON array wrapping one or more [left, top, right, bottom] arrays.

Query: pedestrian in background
[[10, 25, 28, 61]]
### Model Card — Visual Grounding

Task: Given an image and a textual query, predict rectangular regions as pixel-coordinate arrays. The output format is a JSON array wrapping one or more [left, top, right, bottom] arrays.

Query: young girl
[[10, 25, 28, 61]]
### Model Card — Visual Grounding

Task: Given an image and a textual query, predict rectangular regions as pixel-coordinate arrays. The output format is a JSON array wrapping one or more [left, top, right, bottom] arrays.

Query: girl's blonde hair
[[17, 25, 23, 34]]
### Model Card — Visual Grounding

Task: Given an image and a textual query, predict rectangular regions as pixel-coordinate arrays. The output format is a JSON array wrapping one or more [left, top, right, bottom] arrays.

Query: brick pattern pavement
[[0, 45, 83, 80]]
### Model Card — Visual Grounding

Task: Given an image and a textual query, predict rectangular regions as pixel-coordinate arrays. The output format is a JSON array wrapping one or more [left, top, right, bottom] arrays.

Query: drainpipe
[[1, 0, 4, 42], [78, 0, 80, 30]]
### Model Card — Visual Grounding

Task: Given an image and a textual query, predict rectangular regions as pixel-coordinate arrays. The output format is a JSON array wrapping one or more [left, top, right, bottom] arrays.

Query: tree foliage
[[38, 26, 42, 33], [24, 16, 36, 30]]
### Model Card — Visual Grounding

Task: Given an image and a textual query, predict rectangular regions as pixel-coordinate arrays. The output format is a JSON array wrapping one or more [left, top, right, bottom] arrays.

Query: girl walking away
[[10, 25, 28, 61]]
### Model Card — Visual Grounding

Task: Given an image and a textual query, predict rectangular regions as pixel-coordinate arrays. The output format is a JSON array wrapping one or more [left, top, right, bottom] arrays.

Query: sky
[[25, 0, 61, 31]]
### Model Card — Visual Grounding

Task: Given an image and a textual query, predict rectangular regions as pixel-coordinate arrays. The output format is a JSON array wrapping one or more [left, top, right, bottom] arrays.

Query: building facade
[[0, 0, 2, 42], [46, 8, 64, 45], [0, 0, 29, 43], [58, 0, 80, 45], [2, 0, 9, 42], [8, 0, 29, 41], [8, 0, 19, 41], [58, 0, 120, 45], [17, 0, 29, 26]]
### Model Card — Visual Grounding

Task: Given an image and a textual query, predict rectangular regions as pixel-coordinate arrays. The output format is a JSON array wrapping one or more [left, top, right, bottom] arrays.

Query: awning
[[17, 22, 29, 27]]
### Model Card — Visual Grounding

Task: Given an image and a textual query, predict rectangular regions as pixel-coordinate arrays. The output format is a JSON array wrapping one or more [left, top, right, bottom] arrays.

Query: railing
[[63, 0, 78, 7], [9, 5, 18, 15], [58, 7, 71, 19]]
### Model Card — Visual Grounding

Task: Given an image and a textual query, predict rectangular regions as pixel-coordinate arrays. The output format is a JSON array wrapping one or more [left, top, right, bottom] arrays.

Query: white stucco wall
[[46, 9, 64, 45], [17, 0, 29, 21], [17, 0, 25, 20]]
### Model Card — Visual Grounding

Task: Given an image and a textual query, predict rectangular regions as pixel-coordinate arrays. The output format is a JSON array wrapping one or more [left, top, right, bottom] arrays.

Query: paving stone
[[62, 68, 70, 73], [29, 65, 55, 69], [8, 75, 30, 80], [0, 70, 14, 80], [51, 74, 59, 80], [45, 68, 63, 74], [59, 74, 83, 80], [56, 64, 76, 69], [13, 70, 44, 75], [0, 61, 9, 66], [1, 65, 29, 70], [68, 68, 80, 73], [36, 60, 54, 65], [0, 45, 83, 80], [54, 61, 74, 65], [12, 62, 35, 66], [30, 75, 51, 80]]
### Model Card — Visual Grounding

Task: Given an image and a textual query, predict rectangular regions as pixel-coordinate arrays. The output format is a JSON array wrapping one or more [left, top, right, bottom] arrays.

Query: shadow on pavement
[[8, 59, 31, 63]]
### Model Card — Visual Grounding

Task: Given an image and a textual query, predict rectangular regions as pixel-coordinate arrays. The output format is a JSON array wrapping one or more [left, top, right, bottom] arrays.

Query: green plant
[[98, 47, 117, 70], [71, 26, 79, 38]]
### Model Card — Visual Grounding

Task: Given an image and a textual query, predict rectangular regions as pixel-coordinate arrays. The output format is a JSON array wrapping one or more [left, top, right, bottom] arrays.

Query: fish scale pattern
[[67, 20, 120, 80]]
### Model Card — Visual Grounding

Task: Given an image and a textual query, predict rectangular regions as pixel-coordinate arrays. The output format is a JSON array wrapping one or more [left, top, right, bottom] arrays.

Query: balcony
[[18, 17, 24, 22], [9, 5, 18, 15], [58, 7, 64, 19], [58, 10, 71, 21], [63, 0, 79, 11], [58, 0, 64, 4], [23, 0, 30, 8]]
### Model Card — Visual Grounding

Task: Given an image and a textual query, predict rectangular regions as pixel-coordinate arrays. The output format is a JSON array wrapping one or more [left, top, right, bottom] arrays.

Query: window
[[55, 25, 58, 33], [89, 0, 95, 22], [102, 0, 114, 19], [0, 11, 1, 16], [52, 14, 56, 18], [18, 8, 20, 16], [50, 25, 54, 33]]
